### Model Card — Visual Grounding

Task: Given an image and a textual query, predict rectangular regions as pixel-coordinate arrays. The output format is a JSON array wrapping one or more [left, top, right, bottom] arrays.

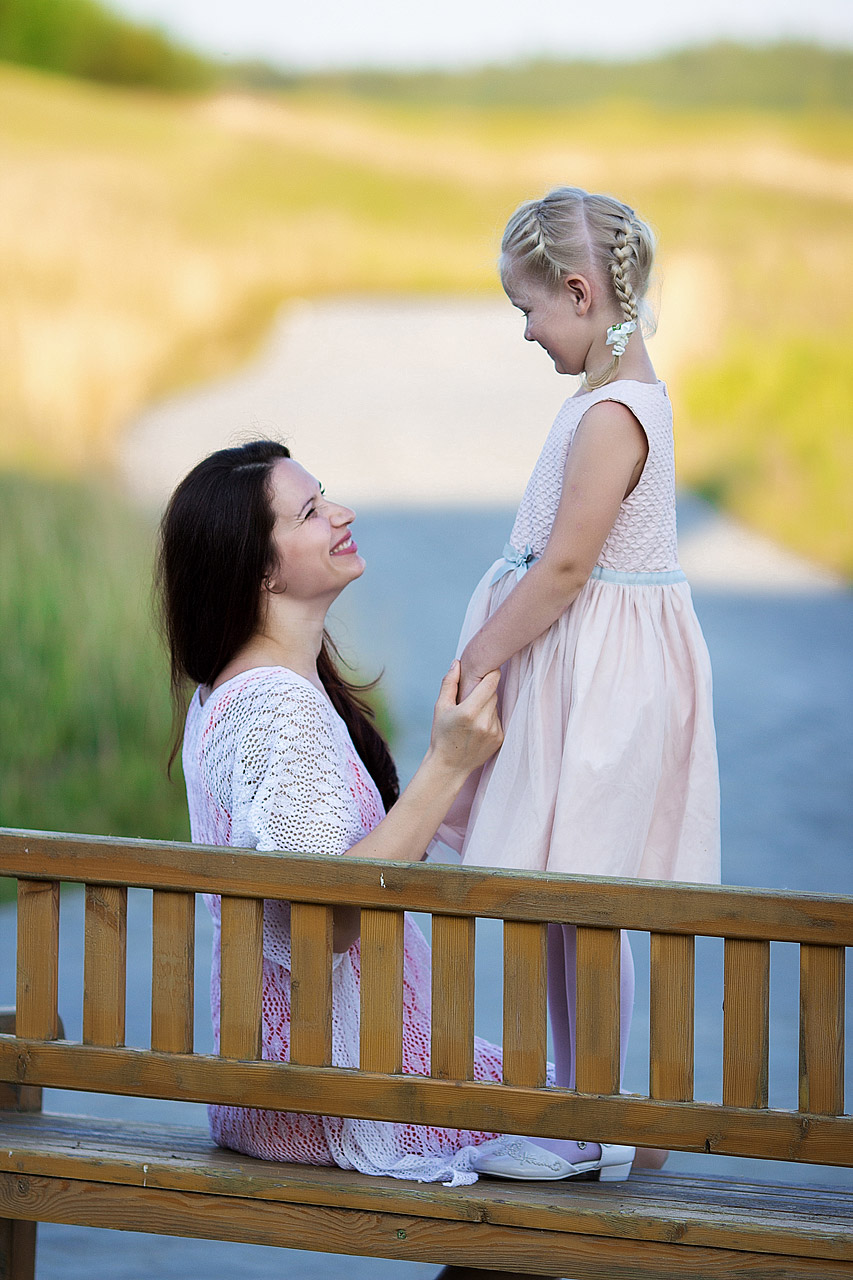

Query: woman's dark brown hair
[[156, 439, 399, 812]]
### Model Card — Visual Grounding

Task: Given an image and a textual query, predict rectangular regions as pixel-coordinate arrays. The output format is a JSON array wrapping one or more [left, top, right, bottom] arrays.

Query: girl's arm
[[459, 400, 648, 698]]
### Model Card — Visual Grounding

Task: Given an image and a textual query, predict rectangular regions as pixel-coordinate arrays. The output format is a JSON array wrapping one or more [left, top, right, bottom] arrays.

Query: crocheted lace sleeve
[[232, 676, 365, 860], [198, 669, 379, 969]]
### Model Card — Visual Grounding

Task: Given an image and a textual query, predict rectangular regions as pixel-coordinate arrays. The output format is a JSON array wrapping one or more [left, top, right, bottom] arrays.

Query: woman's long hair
[[156, 439, 399, 812]]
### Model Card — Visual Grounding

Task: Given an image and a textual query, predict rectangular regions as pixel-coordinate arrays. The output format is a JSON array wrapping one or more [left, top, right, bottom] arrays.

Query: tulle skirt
[[439, 566, 720, 883]]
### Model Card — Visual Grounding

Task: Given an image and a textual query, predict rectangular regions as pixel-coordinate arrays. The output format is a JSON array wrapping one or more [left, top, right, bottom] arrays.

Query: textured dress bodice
[[511, 380, 680, 572]]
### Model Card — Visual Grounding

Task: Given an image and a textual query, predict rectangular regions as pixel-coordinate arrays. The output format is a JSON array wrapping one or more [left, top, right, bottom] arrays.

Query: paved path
[[5, 298, 849, 1277]]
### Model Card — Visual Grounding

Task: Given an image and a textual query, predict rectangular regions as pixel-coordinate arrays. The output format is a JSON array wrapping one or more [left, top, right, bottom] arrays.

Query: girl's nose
[[524, 322, 535, 342]]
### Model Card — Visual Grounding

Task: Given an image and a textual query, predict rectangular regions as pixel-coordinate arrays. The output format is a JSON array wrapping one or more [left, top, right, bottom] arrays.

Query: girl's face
[[503, 270, 592, 377], [265, 458, 364, 604]]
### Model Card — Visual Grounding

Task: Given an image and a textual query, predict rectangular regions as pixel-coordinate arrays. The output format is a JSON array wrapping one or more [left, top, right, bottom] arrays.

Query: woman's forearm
[[343, 749, 470, 866], [332, 752, 474, 952]]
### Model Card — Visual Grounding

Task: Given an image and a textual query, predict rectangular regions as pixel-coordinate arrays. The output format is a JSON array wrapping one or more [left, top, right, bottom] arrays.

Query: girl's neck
[[584, 325, 657, 388]]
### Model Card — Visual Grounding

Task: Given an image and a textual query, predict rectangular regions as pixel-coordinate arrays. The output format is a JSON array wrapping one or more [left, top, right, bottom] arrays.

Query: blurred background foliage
[[0, 0, 851, 857]]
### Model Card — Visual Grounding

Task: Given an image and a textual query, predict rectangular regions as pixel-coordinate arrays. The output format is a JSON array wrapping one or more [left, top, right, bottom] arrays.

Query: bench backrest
[[1, 828, 851, 1168]]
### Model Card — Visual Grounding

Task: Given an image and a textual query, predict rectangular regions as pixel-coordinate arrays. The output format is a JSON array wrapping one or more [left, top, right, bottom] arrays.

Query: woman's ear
[[562, 273, 593, 315]]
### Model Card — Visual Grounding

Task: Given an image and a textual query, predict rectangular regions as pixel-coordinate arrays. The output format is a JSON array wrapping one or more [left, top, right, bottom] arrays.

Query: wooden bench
[[1, 826, 851, 1279]]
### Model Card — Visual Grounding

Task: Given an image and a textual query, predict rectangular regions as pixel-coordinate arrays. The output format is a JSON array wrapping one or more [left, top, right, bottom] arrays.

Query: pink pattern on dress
[[183, 666, 503, 1185]]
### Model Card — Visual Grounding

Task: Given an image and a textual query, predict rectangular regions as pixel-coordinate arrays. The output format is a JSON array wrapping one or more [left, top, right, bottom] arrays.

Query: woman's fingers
[[435, 659, 462, 707], [459, 668, 500, 711]]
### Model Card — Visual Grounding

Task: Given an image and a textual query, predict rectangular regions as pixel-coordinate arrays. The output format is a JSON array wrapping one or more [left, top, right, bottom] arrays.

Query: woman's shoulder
[[197, 666, 338, 735]]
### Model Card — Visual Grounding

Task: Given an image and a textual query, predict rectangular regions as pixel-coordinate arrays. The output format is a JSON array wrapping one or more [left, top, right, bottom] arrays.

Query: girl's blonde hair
[[501, 187, 656, 388]]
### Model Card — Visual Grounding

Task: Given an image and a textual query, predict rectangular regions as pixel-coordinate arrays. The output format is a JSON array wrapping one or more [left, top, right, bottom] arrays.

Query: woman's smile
[[331, 532, 358, 556]]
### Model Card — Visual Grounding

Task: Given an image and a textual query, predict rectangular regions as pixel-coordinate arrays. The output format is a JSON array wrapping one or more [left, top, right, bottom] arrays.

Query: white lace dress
[[182, 665, 503, 1185]]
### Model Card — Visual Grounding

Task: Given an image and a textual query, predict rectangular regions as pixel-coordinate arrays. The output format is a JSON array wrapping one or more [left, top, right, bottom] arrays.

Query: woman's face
[[266, 458, 364, 604]]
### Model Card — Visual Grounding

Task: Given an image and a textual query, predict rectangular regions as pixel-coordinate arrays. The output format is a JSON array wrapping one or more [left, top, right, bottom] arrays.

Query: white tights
[[529, 923, 635, 1166]]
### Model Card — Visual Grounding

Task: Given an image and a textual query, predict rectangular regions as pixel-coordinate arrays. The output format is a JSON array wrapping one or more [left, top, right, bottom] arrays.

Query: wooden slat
[[2, 1170, 852, 1279], [0, 1214, 37, 1280], [2, 1037, 852, 1166], [649, 932, 694, 1102], [218, 897, 263, 1061], [360, 909, 404, 1073], [83, 885, 127, 1048], [799, 943, 845, 1115], [15, 880, 59, 1042], [290, 903, 333, 1067], [723, 938, 770, 1108], [575, 926, 622, 1095], [3, 1113, 853, 1262], [502, 920, 547, 1087], [150, 891, 195, 1055], [430, 915, 475, 1080], [3, 831, 853, 945]]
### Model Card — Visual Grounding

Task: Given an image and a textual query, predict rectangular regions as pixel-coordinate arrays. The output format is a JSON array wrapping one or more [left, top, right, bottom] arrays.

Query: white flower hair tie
[[606, 319, 637, 356]]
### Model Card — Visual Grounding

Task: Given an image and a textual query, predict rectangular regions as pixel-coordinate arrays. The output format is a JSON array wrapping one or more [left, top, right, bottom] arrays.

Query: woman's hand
[[429, 660, 503, 775]]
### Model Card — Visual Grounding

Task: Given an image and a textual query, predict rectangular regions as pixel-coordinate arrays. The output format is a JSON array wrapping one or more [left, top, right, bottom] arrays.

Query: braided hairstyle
[[500, 186, 655, 388]]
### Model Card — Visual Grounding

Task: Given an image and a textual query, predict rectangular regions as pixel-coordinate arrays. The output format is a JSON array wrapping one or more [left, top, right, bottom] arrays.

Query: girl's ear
[[562, 273, 593, 315]]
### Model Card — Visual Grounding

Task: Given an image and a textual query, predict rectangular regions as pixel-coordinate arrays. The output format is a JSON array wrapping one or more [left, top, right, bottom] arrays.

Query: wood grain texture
[[83, 885, 127, 1048], [15, 881, 59, 1045], [430, 915, 475, 1080], [576, 926, 622, 1095], [3, 830, 852, 945], [723, 939, 770, 1109], [2, 1113, 853, 1261], [649, 932, 694, 1102], [502, 921, 547, 1087], [5, 1038, 849, 1166], [150, 891, 195, 1055], [289, 903, 333, 1067], [360, 910, 404, 1073], [218, 897, 263, 1061], [1, 1171, 851, 1278], [799, 944, 846, 1116]]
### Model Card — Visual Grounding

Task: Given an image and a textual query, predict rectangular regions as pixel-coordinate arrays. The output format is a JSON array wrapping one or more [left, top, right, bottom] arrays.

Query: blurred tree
[[0, 0, 215, 89]]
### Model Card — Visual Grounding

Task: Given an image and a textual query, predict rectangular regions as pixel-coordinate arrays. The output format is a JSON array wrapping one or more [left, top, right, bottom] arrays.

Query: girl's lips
[[331, 533, 358, 556]]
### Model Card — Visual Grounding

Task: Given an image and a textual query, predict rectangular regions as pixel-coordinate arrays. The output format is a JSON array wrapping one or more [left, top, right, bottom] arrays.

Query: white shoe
[[470, 1137, 634, 1182]]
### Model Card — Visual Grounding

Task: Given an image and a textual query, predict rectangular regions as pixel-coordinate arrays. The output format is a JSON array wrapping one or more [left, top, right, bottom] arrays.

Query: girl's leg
[[533, 925, 635, 1165]]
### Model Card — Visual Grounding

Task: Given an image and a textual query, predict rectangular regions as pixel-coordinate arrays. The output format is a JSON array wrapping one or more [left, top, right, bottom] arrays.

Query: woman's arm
[[332, 662, 502, 950], [459, 400, 647, 699]]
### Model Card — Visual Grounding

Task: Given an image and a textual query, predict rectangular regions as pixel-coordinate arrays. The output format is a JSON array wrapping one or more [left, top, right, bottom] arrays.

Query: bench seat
[[2, 1112, 852, 1278]]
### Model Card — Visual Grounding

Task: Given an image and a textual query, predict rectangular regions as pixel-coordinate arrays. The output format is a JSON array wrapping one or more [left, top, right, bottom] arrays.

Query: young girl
[[440, 186, 720, 1182]]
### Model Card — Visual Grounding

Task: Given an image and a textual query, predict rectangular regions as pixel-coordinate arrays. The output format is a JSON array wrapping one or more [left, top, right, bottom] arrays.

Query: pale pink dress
[[182, 666, 503, 1186], [439, 380, 720, 883]]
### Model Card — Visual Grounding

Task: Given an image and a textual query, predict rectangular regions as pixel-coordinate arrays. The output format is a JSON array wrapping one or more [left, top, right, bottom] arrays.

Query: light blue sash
[[491, 544, 686, 587]]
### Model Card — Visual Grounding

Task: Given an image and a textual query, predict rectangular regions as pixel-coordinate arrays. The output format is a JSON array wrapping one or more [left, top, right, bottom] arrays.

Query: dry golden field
[[1, 62, 851, 570]]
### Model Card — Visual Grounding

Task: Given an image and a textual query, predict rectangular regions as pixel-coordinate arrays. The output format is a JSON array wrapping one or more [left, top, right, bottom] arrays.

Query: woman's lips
[[331, 533, 358, 556]]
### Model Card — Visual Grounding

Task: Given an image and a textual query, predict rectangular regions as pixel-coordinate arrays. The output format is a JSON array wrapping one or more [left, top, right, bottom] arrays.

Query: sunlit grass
[[0, 472, 188, 847], [0, 63, 851, 571]]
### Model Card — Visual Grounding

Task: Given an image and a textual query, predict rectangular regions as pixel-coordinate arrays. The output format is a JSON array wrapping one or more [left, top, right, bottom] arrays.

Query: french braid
[[501, 188, 655, 389]]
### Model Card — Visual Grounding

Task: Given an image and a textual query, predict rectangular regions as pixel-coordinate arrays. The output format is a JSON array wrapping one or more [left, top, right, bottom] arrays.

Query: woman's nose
[[524, 322, 535, 342], [331, 502, 355, 524]]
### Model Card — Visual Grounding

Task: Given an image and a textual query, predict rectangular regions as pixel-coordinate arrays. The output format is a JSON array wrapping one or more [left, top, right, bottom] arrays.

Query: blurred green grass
[[0, 473, 189, 849]]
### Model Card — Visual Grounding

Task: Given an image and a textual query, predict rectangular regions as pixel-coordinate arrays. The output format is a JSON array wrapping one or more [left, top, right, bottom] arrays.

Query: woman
[[156, 438, 512, 1187]]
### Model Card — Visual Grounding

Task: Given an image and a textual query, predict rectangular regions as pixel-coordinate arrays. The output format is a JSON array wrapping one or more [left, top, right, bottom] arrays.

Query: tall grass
[[0, 472, 188, 849]]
